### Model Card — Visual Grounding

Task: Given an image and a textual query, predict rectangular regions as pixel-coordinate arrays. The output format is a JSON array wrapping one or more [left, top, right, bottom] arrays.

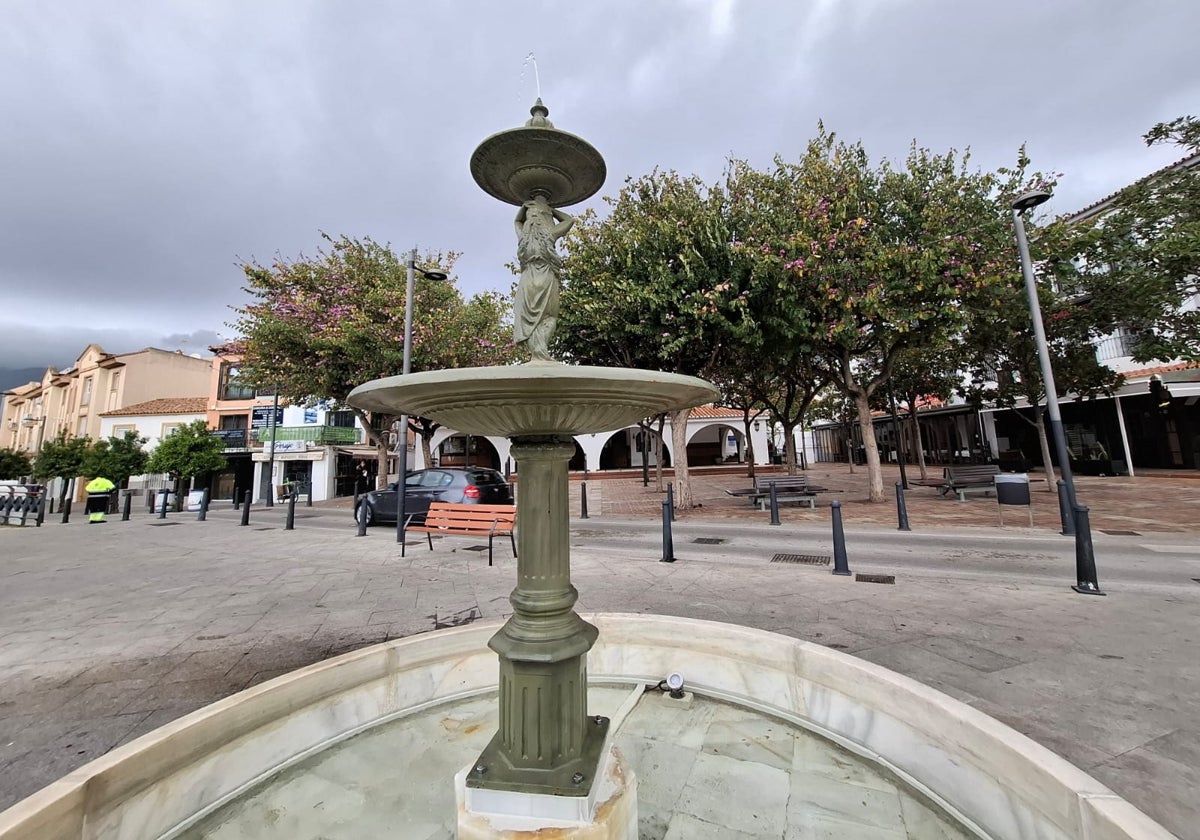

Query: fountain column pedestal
[[457, 436, 637, 837]]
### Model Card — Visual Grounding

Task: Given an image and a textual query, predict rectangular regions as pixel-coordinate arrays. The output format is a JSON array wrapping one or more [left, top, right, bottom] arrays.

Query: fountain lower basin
[[0, 615, 1173, 840]]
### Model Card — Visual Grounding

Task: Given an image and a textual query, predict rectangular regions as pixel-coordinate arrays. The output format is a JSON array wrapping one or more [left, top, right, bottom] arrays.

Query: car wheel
[[355, 501, 375, 526]]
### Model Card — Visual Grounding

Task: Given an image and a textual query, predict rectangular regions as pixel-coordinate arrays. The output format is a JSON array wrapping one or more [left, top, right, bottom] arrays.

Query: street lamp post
[[396, 248, 448, 545], [1011, 190, 1103, 594]]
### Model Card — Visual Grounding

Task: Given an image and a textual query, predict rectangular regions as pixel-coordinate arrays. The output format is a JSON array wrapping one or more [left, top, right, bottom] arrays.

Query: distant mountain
[[0, 367, 48, 393]]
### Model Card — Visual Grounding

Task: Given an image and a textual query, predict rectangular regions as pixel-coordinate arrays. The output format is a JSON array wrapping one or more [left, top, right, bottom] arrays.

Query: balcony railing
[[211, 429, 248, 449], [251, 425, 362, 445]]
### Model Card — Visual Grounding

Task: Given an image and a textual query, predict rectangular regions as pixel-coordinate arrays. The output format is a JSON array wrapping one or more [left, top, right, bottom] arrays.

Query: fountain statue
[[348, 99, 719, 836]]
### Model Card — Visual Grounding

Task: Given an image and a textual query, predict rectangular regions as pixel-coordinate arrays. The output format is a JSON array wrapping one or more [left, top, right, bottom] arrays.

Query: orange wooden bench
[[402, 501, 517, 566]]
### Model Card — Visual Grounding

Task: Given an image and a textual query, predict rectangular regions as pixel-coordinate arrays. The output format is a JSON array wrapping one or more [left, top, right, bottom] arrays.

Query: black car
[[352, 467, 513, 526]]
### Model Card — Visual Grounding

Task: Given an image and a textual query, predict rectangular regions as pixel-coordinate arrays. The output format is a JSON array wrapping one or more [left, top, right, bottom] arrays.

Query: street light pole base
[[1071, 584, 1107, 596]]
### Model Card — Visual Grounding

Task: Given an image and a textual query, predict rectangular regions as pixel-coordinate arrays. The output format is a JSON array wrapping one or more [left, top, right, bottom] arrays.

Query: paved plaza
[[1, 466, 1198, 838]]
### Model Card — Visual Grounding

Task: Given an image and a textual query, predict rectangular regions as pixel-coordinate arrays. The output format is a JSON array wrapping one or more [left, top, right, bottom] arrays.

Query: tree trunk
[[743, 416, 756, 479], [845, 430, 855, 474], [910, 413, 929, 480], [419, 425, 434, 470], [1033, 408, 1056, 491], [669, 407, 694, 508], [655, 415, 666, 492], [854, 393, 886, 502], [782, 422, 798, 475]]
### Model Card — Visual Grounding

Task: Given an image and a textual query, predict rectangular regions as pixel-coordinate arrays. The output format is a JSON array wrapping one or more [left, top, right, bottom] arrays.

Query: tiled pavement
[[2, 465, 1199, 837]]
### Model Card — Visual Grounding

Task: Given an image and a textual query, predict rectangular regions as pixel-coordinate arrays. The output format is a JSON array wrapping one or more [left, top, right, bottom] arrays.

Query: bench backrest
[[754, 475, 810, 491], [423, 501, 516, 533], [944, 465, 1001, 484]]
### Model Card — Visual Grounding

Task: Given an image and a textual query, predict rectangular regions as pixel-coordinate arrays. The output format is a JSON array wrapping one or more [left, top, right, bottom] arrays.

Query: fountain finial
[[526, 98, 554, 127]]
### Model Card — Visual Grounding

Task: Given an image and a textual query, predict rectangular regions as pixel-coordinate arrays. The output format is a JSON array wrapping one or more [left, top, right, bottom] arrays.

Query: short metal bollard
[[240, 490, 252, 526], [580, 480, 589, 519], [831, 500, 851, 576], [895, 482, 911, 531], [158, 490, 169, 519], [233, 489, 241, 510], [768, 480, 780, 526], [1071, 504, 1105, 596], [61, 497, 72, 525], [197, 489, 210, 521], [1056, 479, 1075, 536], [122, 493, 132, 521], [356, 498, 368, 537], [285, 493, 296, 530], [667, 482, 676, 521], [661, 498, 675, 562]]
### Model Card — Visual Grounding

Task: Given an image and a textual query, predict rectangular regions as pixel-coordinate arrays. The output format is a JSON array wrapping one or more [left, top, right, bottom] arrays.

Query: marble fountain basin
[[0, 614, 1174, 840]]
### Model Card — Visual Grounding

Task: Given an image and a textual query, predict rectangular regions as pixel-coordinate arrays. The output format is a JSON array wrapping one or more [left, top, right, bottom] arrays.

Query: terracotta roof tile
[[689, 404, 753, 419], [101, 397, 210, 417]]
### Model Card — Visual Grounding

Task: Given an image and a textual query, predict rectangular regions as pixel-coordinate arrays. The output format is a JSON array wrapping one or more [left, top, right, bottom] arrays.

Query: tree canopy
[[0, 448, 32, 480], [146, 420, 226, 481], [231, 234, 515, 481], [1064, 115, 1200, 362], [81, 430, 149, 486], [32, 431, 91, 494]]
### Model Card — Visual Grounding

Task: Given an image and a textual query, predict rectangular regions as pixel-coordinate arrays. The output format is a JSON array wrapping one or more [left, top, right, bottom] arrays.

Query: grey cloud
[[1, 0, 1197, 356]]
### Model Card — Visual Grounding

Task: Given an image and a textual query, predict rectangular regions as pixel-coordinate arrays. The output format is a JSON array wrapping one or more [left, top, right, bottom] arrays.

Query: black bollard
[[831, 500, 851, 576], [1071, 504, 1105, 595], [158, 490, 169, 519], [61, 497, 72, 525], [895, 482, 911, 532], [240, 490, 252, 526], [48, 497, 55, 515], [768, 480, 781, 526], [305, 482, 312, 507], [197, 489, 210, 521], [667, 482, 676, 521], [233, 487, 240, 510], [1056, 479, 1075, 536], [36, 492, 46, 527], [285, 493, 297, 530], [580, 480, 589, 519], [661, 498, 675, 562], [356, 497, 368, 537], [121, 492, 132, 521]]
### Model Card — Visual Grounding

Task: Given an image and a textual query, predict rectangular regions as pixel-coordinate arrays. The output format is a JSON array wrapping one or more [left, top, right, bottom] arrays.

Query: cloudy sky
[[2, 0, 1197, 371]]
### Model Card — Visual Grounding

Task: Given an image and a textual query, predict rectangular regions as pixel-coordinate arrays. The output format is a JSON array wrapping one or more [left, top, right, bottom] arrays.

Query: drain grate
[[856, 573, 896, 585], [771, 554, 829, 565], [253, 527, 275, 531], [148, 522, 181, 527], [693, 537, 726, 545], [1101, 530, 1141, 536], [459, 545, 490, 552]]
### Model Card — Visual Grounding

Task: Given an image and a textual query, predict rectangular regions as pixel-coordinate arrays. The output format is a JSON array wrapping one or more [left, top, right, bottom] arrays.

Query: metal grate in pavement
[[1101, 530, 1141, 536], [771, 554, 829, 565], [254, 527, 275, 531], [693, 537, 726, 545], [856, 573, 896, 584], [459, 545, 490, 552], [148, 522, 181, 527]]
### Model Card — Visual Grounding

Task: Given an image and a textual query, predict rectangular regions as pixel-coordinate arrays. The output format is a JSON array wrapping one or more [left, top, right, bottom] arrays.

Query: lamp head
[[1012, 190, 1052, 213], [417, 268, 448, 281]]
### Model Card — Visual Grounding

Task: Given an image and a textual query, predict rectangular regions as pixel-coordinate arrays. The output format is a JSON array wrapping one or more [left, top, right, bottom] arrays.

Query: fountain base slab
[[456, 746, 637, 839]]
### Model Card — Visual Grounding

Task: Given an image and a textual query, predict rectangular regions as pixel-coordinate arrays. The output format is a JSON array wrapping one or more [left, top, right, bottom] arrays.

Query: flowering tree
[[727, 131, 1042, 501], [232, 234, 514, 482], [556, 170, 740, 509]]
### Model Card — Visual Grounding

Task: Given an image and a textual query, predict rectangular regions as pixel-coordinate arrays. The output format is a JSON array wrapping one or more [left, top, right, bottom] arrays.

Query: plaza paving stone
[[1, 464, 1198, 837]]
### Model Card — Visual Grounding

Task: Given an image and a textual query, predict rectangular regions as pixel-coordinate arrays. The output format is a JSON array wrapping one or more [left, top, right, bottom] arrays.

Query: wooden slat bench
[[912, 465, 1001, 501], [402, 501, 517, 566], [726, 475, 827, 510]]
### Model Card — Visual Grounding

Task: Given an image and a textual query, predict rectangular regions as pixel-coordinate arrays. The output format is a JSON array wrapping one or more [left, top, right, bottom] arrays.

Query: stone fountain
[[347, 98, 719, 836]]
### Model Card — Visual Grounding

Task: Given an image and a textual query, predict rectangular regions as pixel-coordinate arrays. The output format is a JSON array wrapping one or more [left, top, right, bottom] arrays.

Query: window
[[161, 422, 183, 439], [77, 416, 89, 436], [219, 414, 249, 430], [1096, 327, 1142, 361], [327, 410, 355, 428], [107, 373, 121, 410], [112, 424, 137, 436], [81, 377, 94, 406], [218, 364, 256, 400]]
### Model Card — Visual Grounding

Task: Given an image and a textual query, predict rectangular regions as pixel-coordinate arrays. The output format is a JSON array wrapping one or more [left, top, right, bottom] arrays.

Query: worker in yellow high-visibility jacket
[[85, 476, 116, 523]]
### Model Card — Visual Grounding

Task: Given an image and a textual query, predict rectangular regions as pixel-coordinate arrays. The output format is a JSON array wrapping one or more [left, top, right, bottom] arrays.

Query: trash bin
[[994, 473, 1032, 525]]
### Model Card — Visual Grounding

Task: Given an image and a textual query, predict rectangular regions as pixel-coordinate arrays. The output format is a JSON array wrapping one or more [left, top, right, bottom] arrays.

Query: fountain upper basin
[[347, 364, 720, 437]]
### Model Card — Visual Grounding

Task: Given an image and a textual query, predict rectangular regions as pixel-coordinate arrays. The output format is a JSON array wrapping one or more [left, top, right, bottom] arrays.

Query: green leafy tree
[[81, 430, 149, 487], [887, 344, 963, 481], [0, 448, 33, 480], [728, 131, 1039, 501], [32, 430, 92, 504], [1067, 116, 1200, 362], [146, 420, 227, 500], [557, 170, 740, 508], [232, 234, 515, 484]]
